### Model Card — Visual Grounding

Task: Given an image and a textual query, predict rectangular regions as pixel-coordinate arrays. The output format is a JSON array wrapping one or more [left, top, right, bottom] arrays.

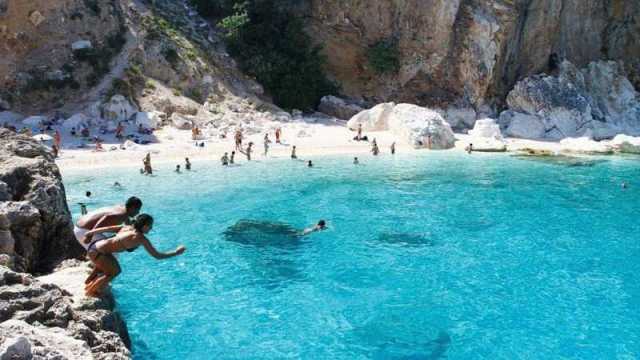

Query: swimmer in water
[[307, 160, 313, 168], [301, 220, 327, 236], [175, 165, 181, 173], [82, 214, 186, 297], [113, 182, 122, 188], [353, 157, 359, 165]]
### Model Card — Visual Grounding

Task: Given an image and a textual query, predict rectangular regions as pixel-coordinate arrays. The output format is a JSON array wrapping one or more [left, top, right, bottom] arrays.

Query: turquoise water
[[63, 153, 640, 359]]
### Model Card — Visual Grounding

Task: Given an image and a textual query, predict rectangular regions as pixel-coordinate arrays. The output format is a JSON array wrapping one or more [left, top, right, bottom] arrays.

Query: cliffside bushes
[[195, 0, 337, 110]]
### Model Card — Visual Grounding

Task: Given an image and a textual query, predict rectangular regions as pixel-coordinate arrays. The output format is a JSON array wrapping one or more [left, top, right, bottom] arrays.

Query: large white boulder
[[610, 134, 640, 154], [22, 116, 47, 127], [136, 111, 163, 129], [102, 95, 136, 122], [347, 102, 395, 131], [499, 60, 640, 140], [387, 104, 456, 149], [63, 113, 89, 130], [468, 118, 503, 139]]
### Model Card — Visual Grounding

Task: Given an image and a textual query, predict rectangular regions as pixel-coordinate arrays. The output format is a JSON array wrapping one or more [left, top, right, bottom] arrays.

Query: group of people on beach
[[73, 197, 186, 297]]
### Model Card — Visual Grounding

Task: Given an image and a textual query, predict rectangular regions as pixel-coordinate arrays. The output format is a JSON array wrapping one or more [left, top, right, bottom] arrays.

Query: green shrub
[[216, 0, 337, 110], [367, 40, 400, 74], [162, 47, 180, 66]]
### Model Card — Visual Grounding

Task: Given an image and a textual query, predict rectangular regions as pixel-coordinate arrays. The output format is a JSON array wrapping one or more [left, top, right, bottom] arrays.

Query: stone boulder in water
[[610, 134, 640, 154], [499, 60, 640, 140]]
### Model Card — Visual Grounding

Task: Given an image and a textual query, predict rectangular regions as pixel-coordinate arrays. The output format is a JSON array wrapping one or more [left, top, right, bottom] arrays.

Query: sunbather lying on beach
[[82, 214, 186, 297]]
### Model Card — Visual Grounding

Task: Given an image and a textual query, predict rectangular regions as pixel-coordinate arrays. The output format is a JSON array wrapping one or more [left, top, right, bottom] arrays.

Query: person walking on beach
[[221, 152, 229, 166], [275, 128, 282, 144], [74, 197, 143, 250], [371, 139, 380, 156], [263, 133, 271, 156], [142, 153, 153, 175], [291, 146, 297, 159], [185, 158, 191, 170], [235, 129, 243, 151], [230, 151, 235, 164], [81, 214, 186, 297], [391, 142, 396, 155]]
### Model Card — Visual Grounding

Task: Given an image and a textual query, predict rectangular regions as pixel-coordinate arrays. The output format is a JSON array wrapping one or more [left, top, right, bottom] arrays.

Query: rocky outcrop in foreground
[[0, 129, 83, 273], [0, 261, 130, 359], [498, 60, 640, 141]]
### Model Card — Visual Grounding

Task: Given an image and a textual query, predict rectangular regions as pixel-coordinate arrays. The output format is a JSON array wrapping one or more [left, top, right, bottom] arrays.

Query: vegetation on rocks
[[197, 0, 337, 110], [367, 39, 400, 74]]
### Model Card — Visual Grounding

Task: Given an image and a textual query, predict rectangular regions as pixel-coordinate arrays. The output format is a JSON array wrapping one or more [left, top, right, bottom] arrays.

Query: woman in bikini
[[81, 214, 186, 297]]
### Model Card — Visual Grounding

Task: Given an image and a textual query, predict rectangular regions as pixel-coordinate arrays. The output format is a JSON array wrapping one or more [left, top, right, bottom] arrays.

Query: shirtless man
[[74, 196, 143, 250], [82, 214, 185, 297]]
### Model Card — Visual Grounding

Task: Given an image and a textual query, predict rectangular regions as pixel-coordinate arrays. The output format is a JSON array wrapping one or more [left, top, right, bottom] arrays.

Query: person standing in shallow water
[[241, 142, 253, 161], [263, 133, 271, 156], [371, 139, 380, 156], [185, 158, 191, 170], [175, 165, 181, 173], [142, 153, 152, 175], [82, 214, 186, 297], [391, 142, 396, 155], [308, 160, 313, 168], [221, 152, 229, 166], [291, 146, 297, 159], [230, 151, 235, 164], [353, 157, 359, 164]]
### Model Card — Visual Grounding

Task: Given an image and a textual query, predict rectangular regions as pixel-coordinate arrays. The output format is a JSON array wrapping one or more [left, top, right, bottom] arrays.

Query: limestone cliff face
[[0, 0, 126, 112], [0, 128, 83, 273], [303, 0, 640, 110]]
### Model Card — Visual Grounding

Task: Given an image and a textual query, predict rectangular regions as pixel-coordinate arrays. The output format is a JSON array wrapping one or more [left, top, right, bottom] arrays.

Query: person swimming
[[113, 182, 122, 188], [81, 214, 186, 297], [301, 220, 327, 236]]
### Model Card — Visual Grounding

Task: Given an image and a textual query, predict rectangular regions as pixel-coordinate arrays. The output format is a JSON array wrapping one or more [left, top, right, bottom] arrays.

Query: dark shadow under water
[[377, 232, 435, 248], [512, 154, 608, 167], [222, 220, 308, 289]]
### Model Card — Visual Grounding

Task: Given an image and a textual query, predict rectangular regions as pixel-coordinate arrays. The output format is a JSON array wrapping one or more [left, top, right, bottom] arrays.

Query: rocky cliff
[[303, 0, 640, 111], [0, 128, 83, 273], [0, 260, 131, 359]]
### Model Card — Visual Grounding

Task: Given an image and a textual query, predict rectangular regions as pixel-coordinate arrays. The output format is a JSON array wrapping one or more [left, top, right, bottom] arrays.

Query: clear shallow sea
[[63, 152, 640, 359]]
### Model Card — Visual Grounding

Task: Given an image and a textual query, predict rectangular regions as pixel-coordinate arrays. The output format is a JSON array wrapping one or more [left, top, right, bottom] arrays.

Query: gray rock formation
[[0, 261, 130, 359], [0, 129, 83, 273], [303, 0, 640, 109], [318, 95, 365, 120], [498, 60, 640, 140]]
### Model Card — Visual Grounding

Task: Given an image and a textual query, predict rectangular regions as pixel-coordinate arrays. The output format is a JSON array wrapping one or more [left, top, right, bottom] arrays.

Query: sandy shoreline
[[54, 122, 613, 173]]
